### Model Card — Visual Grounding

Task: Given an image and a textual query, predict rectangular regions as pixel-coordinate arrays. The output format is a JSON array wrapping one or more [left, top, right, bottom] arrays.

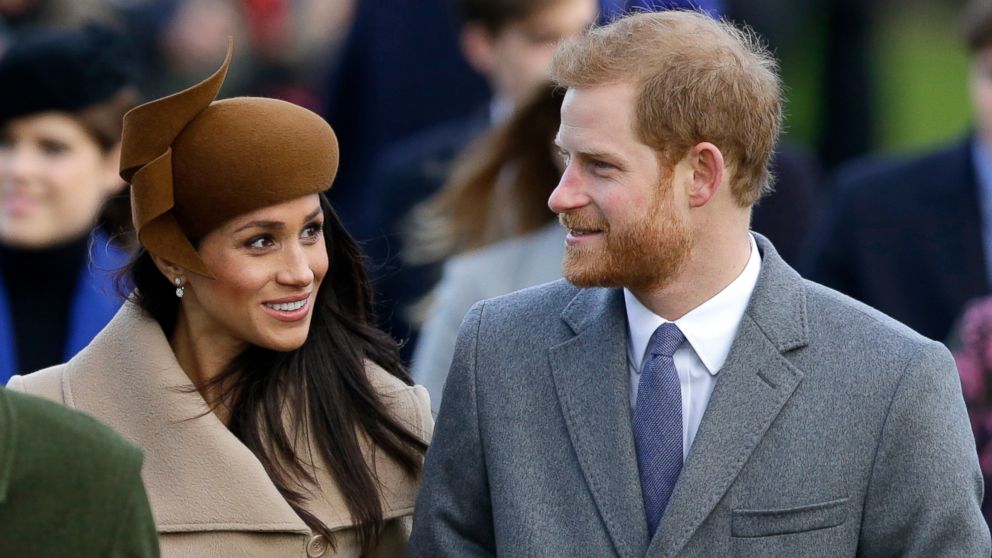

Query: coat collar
[[552, 234, 809, 558], [58, 301, 417, 535], [63, 230, 129, 359]]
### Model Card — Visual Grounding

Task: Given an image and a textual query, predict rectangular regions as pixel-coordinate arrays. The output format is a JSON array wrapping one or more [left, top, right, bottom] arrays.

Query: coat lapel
[[549, 287, 650, 558], [60, 302, 310, 535], [58, 301, 420, 536], [648, 235, 809, 558]]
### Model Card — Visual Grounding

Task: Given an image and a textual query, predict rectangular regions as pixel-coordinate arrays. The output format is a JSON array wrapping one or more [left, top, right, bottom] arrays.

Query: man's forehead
[[555, 124, 617, 154], [558, 85, 638, 146], [561, 83, 637, 122]]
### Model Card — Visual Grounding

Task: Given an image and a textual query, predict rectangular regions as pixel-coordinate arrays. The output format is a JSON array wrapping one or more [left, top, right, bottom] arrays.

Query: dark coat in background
[[0, 388, 158, 557], [320, 0, 489, 233], [803, 137, 987, 341], [752, 148, 822, 268], [361, 111, 489, 360]]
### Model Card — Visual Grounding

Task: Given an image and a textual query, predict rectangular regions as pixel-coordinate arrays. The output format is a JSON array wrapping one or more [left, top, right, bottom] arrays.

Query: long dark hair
[[122, 193, 426, 552], [404, 82, 564, 265]]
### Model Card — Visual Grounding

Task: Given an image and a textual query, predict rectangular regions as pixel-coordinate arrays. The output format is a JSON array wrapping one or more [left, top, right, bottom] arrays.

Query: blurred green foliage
[[779, 1, 972, 155], [872, 3, 972, 152]]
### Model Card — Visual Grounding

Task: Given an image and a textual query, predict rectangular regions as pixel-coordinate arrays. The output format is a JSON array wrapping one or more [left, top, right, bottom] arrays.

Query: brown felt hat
[[120, 41, 338, 278]]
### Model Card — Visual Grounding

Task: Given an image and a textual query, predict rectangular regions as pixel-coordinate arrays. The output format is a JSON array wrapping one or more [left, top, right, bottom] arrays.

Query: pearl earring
[[174, 277, 185, 298]]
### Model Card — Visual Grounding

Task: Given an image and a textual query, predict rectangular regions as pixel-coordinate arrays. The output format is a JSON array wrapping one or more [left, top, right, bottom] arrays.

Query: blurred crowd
[[3, 0, 992, 525]]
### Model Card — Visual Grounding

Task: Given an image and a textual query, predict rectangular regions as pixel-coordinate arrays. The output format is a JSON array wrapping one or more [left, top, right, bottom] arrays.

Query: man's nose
[[548, 164, 590, 214]]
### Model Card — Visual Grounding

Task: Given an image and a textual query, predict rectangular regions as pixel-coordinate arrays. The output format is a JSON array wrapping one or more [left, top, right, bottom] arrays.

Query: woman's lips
[[261, 294, 312, 322], [1, 194, 42, 217]]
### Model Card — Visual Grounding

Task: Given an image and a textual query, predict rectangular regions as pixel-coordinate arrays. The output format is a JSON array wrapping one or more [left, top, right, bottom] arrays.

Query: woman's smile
[[261, 292, 313, 322]]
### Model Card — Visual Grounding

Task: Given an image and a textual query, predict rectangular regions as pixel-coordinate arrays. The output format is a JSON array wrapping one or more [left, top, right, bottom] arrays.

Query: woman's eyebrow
[[234, 220, 283, 233], [233, 207, 322, 233]]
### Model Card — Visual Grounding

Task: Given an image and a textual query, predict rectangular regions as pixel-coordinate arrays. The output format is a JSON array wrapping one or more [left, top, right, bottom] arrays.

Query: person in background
[[407, 83, 565, 410], [0, 388, 159, 557], [363, 0, 598, 362], [409, 6, 818, 406], [318, 0, 492, 229], [408, 11, 987, 556], [0, 27, 139, 383], [949, 296, 992, 526], [9, 44, 431, 557], [803, 0, 992, 342]]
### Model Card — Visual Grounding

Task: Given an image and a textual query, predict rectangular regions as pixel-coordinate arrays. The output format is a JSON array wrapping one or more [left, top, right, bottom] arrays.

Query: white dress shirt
[[625, 234, 761, 460]]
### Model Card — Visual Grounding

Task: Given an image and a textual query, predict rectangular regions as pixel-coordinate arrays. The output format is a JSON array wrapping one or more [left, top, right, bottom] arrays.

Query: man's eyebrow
[[580, 148, 620, 160], [555, 138, 620, 159], [233, 207, 322, 233], [566, 146, 624, 165]]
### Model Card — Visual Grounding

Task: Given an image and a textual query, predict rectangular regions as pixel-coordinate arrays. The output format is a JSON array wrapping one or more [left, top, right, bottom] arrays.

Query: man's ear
[[460, 23, 497, 77], [685, 142, 725, 209]]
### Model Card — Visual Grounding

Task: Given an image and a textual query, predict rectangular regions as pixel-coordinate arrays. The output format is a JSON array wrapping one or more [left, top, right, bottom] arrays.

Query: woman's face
[[179, 194, 329, 354], [0, 112, 123, 248]]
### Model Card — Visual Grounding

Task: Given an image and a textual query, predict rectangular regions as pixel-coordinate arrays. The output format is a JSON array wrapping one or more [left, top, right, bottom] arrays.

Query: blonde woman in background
[[407, 83, 565, 411]]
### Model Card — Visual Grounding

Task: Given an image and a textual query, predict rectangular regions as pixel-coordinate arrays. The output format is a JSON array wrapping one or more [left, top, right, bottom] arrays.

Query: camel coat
[[7, 302, 433, 558]]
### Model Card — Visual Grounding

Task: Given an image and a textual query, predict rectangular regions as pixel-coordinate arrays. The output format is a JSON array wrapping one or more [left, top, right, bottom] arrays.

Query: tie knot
[[649, 322, 685, 358]]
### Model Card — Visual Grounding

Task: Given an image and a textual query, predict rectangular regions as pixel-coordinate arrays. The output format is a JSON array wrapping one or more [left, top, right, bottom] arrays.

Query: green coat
[[0, 388, 159, 557]]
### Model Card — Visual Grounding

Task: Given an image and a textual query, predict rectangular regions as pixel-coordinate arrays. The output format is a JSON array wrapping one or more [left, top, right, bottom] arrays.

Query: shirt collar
[[625, 234, 762, 375]]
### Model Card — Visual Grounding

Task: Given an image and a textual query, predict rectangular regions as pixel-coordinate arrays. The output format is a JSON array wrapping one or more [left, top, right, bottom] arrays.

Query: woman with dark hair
[[9, 44, 430, 557], [405, 82, 566, 411], [0, 27, 141, 383]]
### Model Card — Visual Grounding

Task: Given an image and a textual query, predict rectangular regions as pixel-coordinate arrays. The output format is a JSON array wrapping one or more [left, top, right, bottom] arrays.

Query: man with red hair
[[408, 10, 988, 557]]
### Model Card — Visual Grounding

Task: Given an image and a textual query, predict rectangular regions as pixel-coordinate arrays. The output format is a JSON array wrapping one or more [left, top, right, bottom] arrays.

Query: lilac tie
[[633, 322, 685, 536]]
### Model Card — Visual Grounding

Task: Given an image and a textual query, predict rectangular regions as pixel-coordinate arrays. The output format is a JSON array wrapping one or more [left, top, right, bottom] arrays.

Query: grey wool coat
[[406, 234, 990, 557]]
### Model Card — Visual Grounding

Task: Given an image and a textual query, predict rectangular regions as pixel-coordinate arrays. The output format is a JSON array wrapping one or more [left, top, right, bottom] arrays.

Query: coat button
[[307, 534, 327, 557]]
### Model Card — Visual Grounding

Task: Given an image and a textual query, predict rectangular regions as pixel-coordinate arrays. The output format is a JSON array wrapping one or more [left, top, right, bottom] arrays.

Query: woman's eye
[[245, 236, 274, 249], [301, 222, 323, 240], [39, 139, 68, 156]]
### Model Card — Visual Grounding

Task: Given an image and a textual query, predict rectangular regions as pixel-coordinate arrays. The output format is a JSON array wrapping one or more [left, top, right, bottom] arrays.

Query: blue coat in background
[[0, 231, 128, 383], [601, 0, 724, 21]]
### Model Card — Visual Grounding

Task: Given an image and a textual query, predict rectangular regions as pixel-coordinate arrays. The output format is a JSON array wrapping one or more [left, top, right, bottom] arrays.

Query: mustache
[[559, 212, 608, 232]]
